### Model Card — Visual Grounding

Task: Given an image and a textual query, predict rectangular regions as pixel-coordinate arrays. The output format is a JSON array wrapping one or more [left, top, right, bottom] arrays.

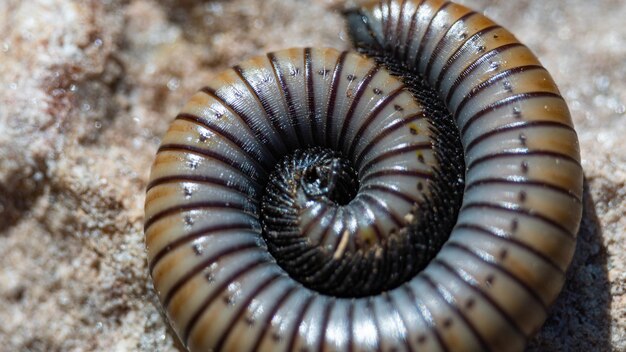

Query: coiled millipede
[[144, 0, 583, 351]]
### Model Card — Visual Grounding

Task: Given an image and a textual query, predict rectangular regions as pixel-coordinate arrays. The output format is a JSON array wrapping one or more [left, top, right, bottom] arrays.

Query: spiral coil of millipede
[[144, 1, 583, 351]]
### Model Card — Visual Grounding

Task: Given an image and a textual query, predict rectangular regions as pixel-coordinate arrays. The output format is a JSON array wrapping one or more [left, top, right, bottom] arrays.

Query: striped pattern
[[144, 1, 583, 351], [145, 47, 438, 351], [347, 0, 582, 351]]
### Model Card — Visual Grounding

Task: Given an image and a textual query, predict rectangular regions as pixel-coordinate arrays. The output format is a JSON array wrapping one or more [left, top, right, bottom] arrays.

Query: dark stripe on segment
[[182, 259, 271, 344], [413, 2, 453, 69], [401, 0, 428, 63], [317, 207, 340, 251], [366, 298, 382, 351], [261, 183, 296, 212], [162, 243, 261, 308], [423, 11, 478, 79], [249, 285, 299, 351], [464, 177, 582, 203], [453, 65, 544, 118], [362, 183, 420, 205], [383, 293, 415, 352], [285, 294, 316, 352], [145, 201, 250, 231], [402, 284, 450, 352], [359, 142, 432, 173], [382, 0, 393, 51], [445, 43, 524, 105], [347, 301, 355, 352], [277, 241, 326, 277], [212, 273, 283, 352], [232, 65, 295, 150], [392, 0, 408, 59], [336, 64, 382, 149], [149, 222, 258, 273], [360, 168, 433, 185], [433, 25, 500, 91], [444, 241, 548, 313], [158, 144, 264, 188], [265, 176, 296, 207], [200, 86, 284, 159], [325, 51, 350, 147], [352, 198, 384, 242], [356, 202, 386, 286], [299, 204, 331, 244], [349, 113, 426, 172], [146, 175, 258, 199], [432, 258, 527, 343], [460, 92, 565, 135], [466, 149, 581, 171], [176, 112, 275, 172], [420, 273, 491, 352], [318, 299, 335, 352], [330, 207, 358, 256], [304, 48, 318, 145], [461, 202, 574, 239], [262, 205, 295, 224], [347, 85, 407, 159], [358, 193, 404, 228], [454, 223, 566, 275], [326, 209, 347, 255], [464, 120, 576, 154], [267, 52, 305, 146]]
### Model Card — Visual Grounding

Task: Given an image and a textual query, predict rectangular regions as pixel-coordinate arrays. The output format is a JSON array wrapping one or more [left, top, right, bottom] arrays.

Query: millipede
[[144, 0, 583, 351]]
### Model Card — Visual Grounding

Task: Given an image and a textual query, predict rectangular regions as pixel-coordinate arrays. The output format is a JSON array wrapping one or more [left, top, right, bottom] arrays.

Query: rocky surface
[[0, 0, 623, 351]]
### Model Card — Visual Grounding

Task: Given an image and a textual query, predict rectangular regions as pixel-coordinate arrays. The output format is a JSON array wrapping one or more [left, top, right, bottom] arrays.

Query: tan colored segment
[[513, 215, 577, 268], [417, 2, 473, 70], [468, 26, 521, 54], [326, 52, 379, 147], [145, 181, 253, 225], [166, 273, 206, 337], [507, 69, 561, 95], [426, 263, 527, 352], [464, 183, 580, 236], [451, 228, 566, 306], [206, 67, 242, 91], [473, 45, 540, 79], [444, 26, 522, 82], [404, 0, 449, 65], [145, 184, 182, 221], [424, 10, 495, 82], [452, 46, 543, 111], [180, 91, 264, 147], [468, 126, 581, 163], [148, 152, 188, 183], [159, 119, 213, 148], [152, 244, 198, 295], [182, 91, 221, 117], [413, 278, 486, 352], [167, 249, 267, 337], [457, 69, 562, 117], [518, 126, 579, 157], [458, 8, 497, 36], [462, 96, 574, 145], [145, 215, 185, 261], [466, 155, 583, 205], [186, 264, 273, 352], [438, 245, 548, 337], [457, 193, 578, 271]]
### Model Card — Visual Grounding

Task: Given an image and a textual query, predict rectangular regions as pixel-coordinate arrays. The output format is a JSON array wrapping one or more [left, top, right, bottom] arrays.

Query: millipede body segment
[[144, 1, 583, 351]]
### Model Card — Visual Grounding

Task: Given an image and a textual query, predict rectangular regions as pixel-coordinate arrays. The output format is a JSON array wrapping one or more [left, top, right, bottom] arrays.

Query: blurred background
[[0, 0, 623, 350]]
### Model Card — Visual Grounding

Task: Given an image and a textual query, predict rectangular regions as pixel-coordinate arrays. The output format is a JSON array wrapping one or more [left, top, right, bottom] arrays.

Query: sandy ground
[[0, 0, 623, 351]]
